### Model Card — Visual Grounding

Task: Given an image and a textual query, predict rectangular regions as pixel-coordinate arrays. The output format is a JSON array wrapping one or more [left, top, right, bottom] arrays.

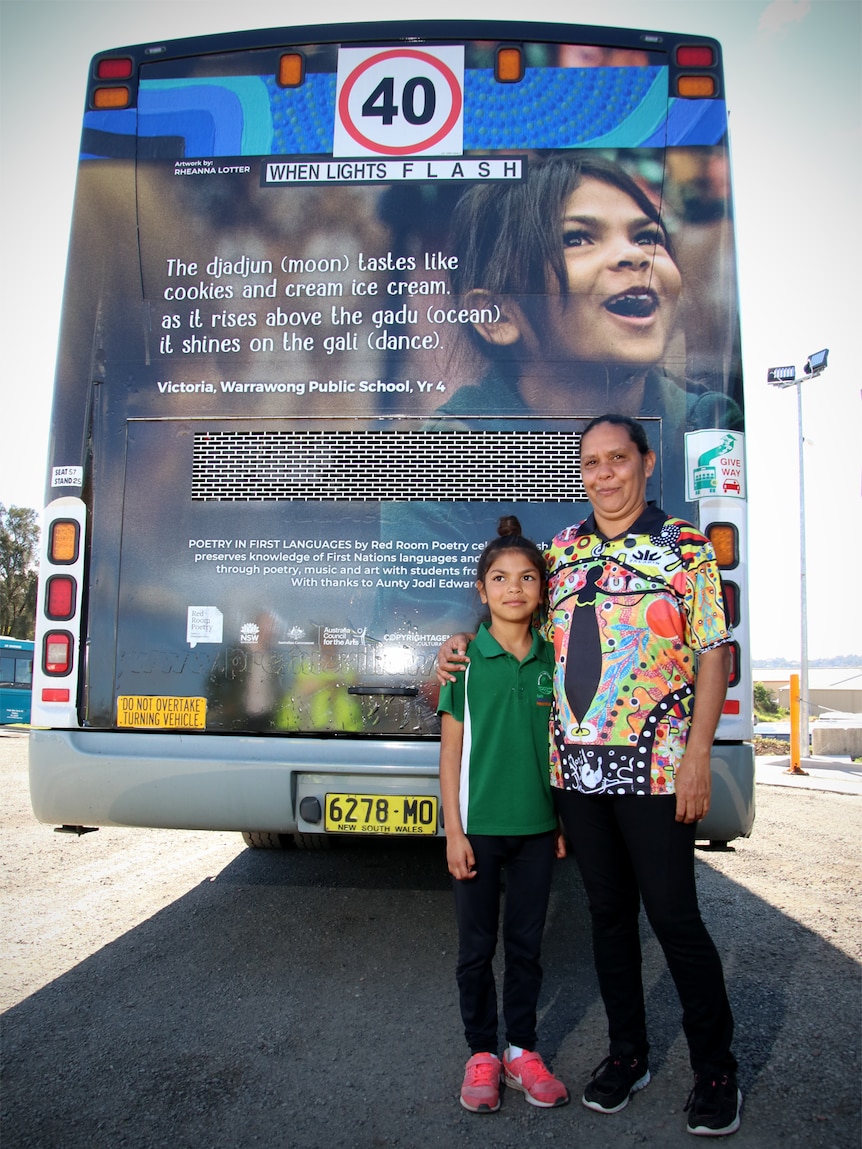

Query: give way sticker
[[333, 45, 464, 157]]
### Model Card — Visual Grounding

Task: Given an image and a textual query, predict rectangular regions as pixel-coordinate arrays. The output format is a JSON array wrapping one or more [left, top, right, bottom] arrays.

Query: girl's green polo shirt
[[438, 623, 556, 836]]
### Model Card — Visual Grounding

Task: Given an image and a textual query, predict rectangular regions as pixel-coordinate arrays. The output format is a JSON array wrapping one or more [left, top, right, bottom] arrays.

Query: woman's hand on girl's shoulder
[[436, 633, 473, 684]]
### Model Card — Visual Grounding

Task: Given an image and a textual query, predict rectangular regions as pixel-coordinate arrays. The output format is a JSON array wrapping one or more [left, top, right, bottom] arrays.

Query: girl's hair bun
[[497, 515, 522, 538]]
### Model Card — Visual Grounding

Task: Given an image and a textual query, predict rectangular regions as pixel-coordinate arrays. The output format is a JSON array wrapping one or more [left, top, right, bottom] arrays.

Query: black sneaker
[[685, 1072, 742, 1136], [582, 1054, 650, 1114]]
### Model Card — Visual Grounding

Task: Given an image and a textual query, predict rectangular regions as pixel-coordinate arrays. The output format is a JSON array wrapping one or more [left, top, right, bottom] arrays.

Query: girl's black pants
[[452, 830, 556, 1055]]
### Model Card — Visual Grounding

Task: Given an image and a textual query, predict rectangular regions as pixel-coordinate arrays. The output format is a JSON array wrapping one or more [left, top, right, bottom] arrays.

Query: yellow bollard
[[786, 672, 808, 776]]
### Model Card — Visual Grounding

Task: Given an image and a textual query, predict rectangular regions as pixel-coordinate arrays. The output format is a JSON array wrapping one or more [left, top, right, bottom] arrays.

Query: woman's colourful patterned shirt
[[543, 504, 731, 797]]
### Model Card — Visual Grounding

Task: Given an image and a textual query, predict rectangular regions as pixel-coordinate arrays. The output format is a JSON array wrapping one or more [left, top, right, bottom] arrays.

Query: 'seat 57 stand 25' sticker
[[333, 46, 464, 157]]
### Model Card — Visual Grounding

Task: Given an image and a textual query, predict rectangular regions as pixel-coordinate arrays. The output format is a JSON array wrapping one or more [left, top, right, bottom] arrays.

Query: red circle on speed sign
[[338, 48, 463, 156]]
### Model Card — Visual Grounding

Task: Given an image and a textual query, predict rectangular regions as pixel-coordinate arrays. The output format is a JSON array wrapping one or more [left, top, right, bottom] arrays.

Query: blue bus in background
[[0, 638, 34, 724]]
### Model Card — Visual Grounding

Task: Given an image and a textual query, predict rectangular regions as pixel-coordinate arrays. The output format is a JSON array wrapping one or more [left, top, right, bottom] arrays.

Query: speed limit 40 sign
[[333, 46, 464, 157]]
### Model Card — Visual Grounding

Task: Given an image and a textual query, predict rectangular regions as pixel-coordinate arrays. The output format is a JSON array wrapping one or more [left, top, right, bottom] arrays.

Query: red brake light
[[726, 643, 740, 688], [46, 576, 76, 620], [721, 580, 739, 628], [97, 57, 133, 79], [676, 46, 714, 67], [42, 688, 71, 703]]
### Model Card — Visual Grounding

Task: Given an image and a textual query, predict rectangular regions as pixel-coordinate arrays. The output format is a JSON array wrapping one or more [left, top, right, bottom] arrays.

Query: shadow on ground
[[2, 836, 859, 1149]]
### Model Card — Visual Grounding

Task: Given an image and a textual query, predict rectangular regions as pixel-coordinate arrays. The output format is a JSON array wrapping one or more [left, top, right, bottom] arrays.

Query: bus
[[30, 20, 754, 847], [1, 637, 34, 725]]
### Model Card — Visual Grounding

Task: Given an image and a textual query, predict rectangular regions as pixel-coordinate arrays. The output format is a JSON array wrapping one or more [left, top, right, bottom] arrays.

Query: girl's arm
[[439, 712, 476, 880], [554, 821, 567, 859]]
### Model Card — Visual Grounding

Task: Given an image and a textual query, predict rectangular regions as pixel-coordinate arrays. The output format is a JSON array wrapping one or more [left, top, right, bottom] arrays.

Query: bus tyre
[[241, 831, 294, 849], [293, 832, 331, 850]]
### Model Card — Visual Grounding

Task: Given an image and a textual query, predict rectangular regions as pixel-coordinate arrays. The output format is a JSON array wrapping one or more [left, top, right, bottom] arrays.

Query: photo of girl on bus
[[431, 152, 742, 437]]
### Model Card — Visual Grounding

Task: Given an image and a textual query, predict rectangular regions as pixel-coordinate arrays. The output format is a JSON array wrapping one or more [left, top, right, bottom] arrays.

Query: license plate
[[324, 793, 437, 835]]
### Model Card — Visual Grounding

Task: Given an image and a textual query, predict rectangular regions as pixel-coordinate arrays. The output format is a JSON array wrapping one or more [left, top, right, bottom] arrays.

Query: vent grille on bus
[[191, 429, 587, 502]]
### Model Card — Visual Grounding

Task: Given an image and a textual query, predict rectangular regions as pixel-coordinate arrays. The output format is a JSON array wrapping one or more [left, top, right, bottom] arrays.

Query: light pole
[[767, 349, 829, 768]]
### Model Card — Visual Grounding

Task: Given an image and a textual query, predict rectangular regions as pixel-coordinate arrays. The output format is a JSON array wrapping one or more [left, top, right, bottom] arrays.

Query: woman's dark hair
[[476, 515, 546, 583], [581, 413, 652, 456], [449, 153, 673, 318]]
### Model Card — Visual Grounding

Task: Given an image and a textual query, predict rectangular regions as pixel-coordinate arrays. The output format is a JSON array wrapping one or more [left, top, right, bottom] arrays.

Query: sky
[[1, 0, 860, 662]]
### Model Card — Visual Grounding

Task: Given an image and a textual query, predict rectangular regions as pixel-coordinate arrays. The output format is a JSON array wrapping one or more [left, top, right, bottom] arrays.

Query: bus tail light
[[32, 497, 87, 727], [721, 579, 740, 628], [673, 42, 719, 99], [496, 47, 524, 83], [705, 522, 739, 570], [44, 632, 74, 676], [41, 688, 71, 703], [707, 518, 748, 737], [726, 642, 741, 688], [676, 45, 714, 67], [91, 56, 134, 110], [96, 57, 133, 80], [46, 576, 76, 620], [49, 520, 79, 564], [278, 53, 305, 88], [93, 87, 131, 110], [676, 75, 716, 98]]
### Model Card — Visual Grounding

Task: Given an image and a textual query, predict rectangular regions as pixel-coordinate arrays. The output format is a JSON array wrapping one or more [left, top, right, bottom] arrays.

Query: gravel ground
[[1, 727, 860, 1149]]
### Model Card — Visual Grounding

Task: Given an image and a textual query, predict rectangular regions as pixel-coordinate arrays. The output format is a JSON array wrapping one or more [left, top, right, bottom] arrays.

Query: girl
[[437, 516, 568, 1114], [438, 153, 741, 435]]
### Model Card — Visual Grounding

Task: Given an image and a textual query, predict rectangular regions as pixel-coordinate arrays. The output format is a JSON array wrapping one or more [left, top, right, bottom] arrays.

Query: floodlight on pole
[[766, 348, 829, 773]]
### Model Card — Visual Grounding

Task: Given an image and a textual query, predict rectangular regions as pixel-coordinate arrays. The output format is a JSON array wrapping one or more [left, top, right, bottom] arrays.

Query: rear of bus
[[30, 21, 754, 846]]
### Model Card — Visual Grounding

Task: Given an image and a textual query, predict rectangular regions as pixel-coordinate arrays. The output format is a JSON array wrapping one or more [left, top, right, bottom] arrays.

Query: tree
[[753, 680, 778, 718], [0, 505, 39, 639]]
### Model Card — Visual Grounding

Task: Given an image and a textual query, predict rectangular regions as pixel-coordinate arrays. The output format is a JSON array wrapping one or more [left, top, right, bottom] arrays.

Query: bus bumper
[[696, 741, 756, 844], [29, 731, 756, 844], [28, 729, 443, 835]]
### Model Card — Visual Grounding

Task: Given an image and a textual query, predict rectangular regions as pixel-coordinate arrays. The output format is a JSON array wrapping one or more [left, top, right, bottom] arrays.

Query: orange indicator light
[[93, 86, 131, 109], [278, 53, 305, 87], [496, 47, 524, 83], [676, 75, 716, 98], [706, 523, 738, 569], [49, 520, 79, 564]]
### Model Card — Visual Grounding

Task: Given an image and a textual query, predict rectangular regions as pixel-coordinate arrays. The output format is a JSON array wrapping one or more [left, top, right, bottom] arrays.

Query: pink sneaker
[[460, 1052, 502, 1113], [503, 1048, 570, 1108]]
